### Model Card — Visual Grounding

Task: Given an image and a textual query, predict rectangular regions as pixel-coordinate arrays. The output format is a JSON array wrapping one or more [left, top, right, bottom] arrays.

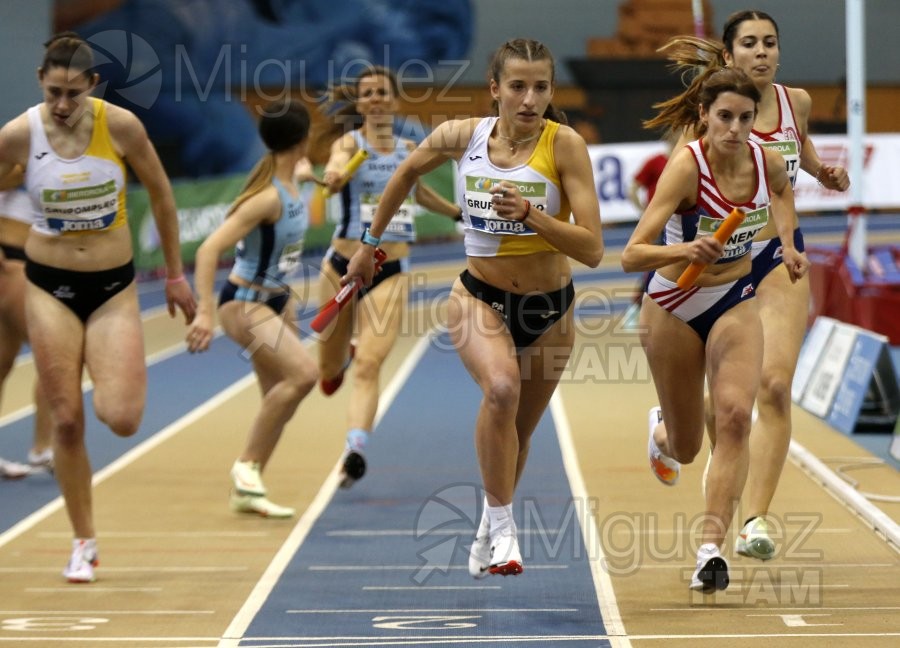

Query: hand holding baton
[[676, 208, 745, 289], [310, 247, 387, 332], [323, 148, 369, 198]]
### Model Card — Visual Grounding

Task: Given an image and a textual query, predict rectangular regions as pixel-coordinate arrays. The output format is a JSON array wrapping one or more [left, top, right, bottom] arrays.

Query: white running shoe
[[28, 448, 54, 473], [63, 538, 98, 583], [689, 544, 729, 593], [647, 407, 679, 486], [231, 460, 266, 497], [489, 533, 523, 576], [0, 457, 31, 479], [735, 517, 775, 560], [468, 514, 491, 579], [229, 491, 295, 518]]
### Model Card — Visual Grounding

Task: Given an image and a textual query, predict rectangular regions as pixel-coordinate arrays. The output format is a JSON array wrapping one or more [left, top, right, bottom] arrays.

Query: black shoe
[[339, 450, 366, 489]]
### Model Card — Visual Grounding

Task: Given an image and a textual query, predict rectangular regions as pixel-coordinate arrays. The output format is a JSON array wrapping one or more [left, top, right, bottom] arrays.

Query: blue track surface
[[241, 332, 611, 646]]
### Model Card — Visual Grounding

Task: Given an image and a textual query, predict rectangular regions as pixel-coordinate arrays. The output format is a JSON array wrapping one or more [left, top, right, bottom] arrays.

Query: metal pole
[[846, 0, 866, 267]]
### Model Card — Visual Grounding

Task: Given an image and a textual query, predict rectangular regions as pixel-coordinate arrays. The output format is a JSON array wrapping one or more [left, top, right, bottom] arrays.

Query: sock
[[744, 516, 759, 527], [346, 428, 369, 453], [486, 503, 515, 537], [698, 542, 719, 556], [476, 496, 489, 537]]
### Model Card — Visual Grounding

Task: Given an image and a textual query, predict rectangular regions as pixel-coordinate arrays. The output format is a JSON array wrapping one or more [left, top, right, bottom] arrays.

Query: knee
[[97, 407, 142, 438], [351, 355, 380, 384], [714, 400, 753, 444], [286, 365, 318, 402], [481, 374, 520, 416], [669, 436, 703, 464], [54, 415, 84, 448], [758, 370, 793, 414]]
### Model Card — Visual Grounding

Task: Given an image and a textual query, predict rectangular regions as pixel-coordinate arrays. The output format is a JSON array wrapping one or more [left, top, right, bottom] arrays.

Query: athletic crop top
[[334, 130, 416, 243], [750, 84, 802, 187], [231, 178, 309, 290], [667, 139, 771, 264], [457, 117, 570, 257], [25, 98, 128, 237]]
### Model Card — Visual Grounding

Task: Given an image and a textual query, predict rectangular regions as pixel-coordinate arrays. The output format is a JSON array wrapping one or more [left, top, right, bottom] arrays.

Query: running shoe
[[321, 342, 356, 396], [647, 407, 679, 486], [489, 533, 523, 576], [735, 516, 775, 560], [468, 515, 491, 579], [229, 491, 295, 518], [0, 457, 30, 479], [28, 448, 54, 473], [338, 450, 366, 489], [231, 460, 266, 497], [689, 544, 729, 592], [63, 538, 99, 583]]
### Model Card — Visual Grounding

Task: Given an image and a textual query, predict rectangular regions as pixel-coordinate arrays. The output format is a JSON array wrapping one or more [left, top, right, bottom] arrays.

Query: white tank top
[[25, 98, 128, 237], [456, 117, 570, 257], [750, 84, 802, 187]]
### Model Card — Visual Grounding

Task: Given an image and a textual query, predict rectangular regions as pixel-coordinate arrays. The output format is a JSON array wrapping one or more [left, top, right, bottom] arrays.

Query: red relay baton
[[311, 247, 387, 333], [676, 208, 745, 290]]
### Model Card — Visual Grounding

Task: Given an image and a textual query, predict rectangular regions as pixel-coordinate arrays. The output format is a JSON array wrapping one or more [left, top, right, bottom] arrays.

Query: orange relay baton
[[676, 208, 745, 290]]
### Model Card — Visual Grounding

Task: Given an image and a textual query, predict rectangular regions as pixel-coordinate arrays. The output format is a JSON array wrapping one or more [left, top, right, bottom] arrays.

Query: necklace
[[496, 126, 542, 153]]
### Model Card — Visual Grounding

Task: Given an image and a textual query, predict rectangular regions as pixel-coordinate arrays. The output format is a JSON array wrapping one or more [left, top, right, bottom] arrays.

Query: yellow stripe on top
[[85, 98, 128, 232], [497, 120, 568, 256]]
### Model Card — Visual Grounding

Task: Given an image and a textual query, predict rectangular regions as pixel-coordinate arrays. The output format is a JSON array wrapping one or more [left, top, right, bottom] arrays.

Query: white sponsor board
[[589, 133, 900, 223]]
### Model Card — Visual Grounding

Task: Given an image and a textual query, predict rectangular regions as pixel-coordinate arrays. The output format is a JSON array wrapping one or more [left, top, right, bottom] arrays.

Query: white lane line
[[0, 567, 247, 574], [614, 528, 854, 535], [307, 565, 567, 571], [38, 531, 268, 538], [653, 606, 900, 611], [361, 586, 501, 591], [551, 392, 631, 647], [286, 608, 579, 613], [26, 587, 163, 593], [789, 439, 900, 550], [217, 327, 438, 648], [639, 562, 893, 569], [0, 373, 256, 550], [324, 529, 562, 536]]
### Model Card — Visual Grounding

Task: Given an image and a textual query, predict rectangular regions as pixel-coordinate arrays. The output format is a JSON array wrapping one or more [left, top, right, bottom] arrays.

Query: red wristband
[[520, 200, 531, 222], [166, 275, 186, 286]]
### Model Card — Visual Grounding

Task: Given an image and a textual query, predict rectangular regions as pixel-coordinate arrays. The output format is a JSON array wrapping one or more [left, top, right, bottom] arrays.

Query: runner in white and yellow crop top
[[0, 32, 194, 584], [457, 116, 570, 258], [344, 39, 604, 579]]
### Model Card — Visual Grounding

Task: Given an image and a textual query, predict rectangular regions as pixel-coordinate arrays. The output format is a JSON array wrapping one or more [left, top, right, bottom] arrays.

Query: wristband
[[361, 227, 381, 247], [520, 199, 532, 222], [166, 275, 186, 286], [454, 207, 464, 222]]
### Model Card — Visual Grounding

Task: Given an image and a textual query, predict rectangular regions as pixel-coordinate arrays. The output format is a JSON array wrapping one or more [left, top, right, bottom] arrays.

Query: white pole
[[846, 0, 866, 267], [691, 0, 705, 37]]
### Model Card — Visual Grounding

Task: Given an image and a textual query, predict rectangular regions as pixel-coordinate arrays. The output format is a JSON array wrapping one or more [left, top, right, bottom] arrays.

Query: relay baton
[[676, 208, 745, 290], [323, 148, 369, 197], [310, 247, 387, 333]]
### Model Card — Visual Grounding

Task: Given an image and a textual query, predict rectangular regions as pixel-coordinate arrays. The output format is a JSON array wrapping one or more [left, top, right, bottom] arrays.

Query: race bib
[[697, 206, 769, 263], [360, 193, 415, 237], [277, 241, 303, 275], [464, 176, 547, 236], [41, 180, 119, 234]]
